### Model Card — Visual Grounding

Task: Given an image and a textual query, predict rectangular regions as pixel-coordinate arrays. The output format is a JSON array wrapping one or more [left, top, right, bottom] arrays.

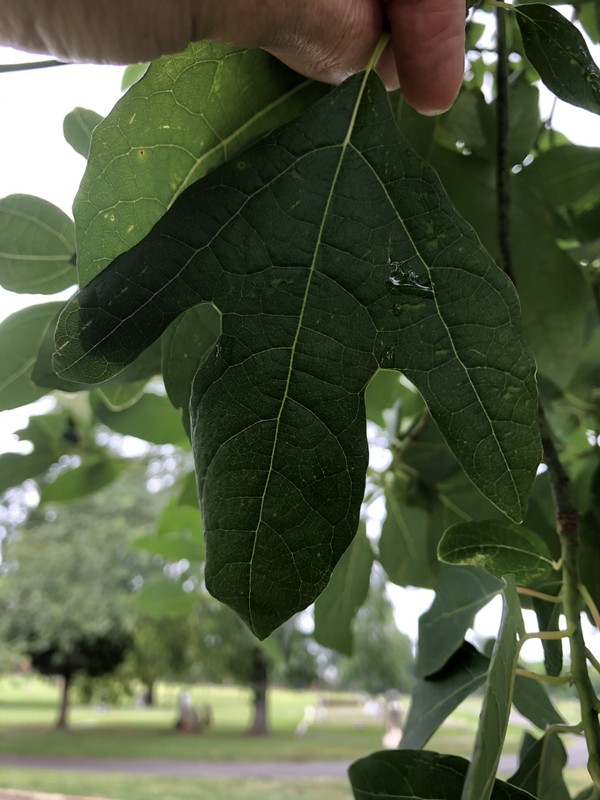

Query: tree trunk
[[143, 681, 155, 707], [56, 674, 72, 730], [248, 647, 269, 736]]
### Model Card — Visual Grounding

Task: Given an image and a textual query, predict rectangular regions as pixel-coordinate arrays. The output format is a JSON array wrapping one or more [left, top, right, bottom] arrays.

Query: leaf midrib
[[247, 72, 371, 631]]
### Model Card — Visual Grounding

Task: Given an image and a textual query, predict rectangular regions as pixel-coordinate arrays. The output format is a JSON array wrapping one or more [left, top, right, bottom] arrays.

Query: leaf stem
[[539, 406, 600, 788], [0, 59, 67, 74], [368, 34, 391, 74], [495, 2, 515, 283], [521, 629, 571, 642], [515, 667, 572, 685], [580, 584, 600, 630], [517, 586, 562, 603], [587, 649, 600, 676]]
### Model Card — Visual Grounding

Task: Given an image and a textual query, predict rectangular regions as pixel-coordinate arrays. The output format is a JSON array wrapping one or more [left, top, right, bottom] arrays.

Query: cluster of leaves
[[2, 0, 600, 797]]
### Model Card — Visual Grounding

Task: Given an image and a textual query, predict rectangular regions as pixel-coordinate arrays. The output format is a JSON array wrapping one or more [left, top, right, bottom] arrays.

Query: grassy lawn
[[0, 676, 592, 798], [0, 768, 352, 800]]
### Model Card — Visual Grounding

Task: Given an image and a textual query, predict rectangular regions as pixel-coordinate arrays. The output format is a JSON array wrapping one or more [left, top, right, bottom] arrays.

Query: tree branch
[[0, 59, 67, 74]]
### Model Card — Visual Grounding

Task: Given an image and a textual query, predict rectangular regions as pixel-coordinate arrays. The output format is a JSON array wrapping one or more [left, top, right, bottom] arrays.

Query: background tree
[[0, 465, 163, 728]]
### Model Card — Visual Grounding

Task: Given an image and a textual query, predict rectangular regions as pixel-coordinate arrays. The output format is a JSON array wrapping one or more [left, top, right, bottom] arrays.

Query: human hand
[[1, 0, 465, 114]]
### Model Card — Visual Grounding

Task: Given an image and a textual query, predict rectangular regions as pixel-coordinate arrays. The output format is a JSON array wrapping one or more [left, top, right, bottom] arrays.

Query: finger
[[217, 0, 390, 87], [384, 0, 466, 114]]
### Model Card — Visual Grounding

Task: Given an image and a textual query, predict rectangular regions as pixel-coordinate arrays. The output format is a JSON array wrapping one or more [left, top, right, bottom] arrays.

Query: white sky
[[1, 38, 599, 653]]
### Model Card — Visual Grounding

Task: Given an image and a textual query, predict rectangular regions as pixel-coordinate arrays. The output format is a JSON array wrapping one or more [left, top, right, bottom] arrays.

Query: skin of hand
[[0, 0, 465, 113]]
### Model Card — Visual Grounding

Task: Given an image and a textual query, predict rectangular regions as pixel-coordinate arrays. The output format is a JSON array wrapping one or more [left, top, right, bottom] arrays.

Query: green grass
[[0, 676, 592, 799], [0, 768, 352, 800]]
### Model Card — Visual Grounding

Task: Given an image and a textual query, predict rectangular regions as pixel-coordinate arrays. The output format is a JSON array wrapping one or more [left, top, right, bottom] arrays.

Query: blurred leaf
[[157, 497, 203, 539], [516, 3, 600, 114], [438, 520, 554, 585], [532, 595, 563, 676], [401, 642, 490, 750], [0, 195, 76, 294], [396, 95, 436, 158], [524, 145, 600, 209], [509, 732, 570, 800], [97, 381, 148, 410], [40, 455, 128, 503], [436, 89, 487, 152], [133, 531, 204, 562], [75, 43, 328, 286], [121, 63, 149, 91], [579, 1, 600, 43], [92, 391, 188, 445], [0, 414, 77, 494], [133, 578, 197, 618], [63, 107, 103, 158], [379, 483, 436, 588], [364, 370, 421, 429], [401, 416, 461, 485], [512, 673, 565, 729], [0, 302, 63, 411], [417, 565, 504, 678], [349, 750, 535, 800], [313, 523, 373, 656], [462, 577, 522, 800], [177, 470, 199, 508]]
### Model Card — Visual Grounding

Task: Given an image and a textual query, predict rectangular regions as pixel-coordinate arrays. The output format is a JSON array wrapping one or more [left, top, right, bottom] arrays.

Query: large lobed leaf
[[54, 69, 540, 637], [74, 43, 327, 287]]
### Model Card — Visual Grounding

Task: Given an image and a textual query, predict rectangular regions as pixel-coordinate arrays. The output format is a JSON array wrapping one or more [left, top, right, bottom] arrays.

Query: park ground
[[0, 676, 591, 799]]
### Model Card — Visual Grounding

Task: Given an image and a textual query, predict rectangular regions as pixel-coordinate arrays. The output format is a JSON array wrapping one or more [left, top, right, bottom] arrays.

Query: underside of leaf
[[54, 69, 540, 637]]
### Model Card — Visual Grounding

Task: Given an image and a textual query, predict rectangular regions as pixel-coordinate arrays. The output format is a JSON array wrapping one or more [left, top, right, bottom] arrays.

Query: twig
[[515, 667, 572, 686], [495, 3, 515, 283], [0, 59, 67, 74], [517, 586, 562, 604]]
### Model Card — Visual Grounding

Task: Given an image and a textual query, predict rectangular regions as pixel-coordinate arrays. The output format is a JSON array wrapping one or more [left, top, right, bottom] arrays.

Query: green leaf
[[121, 63, 149, 91], [97, 381, 148, 410], [401, 642, 490, 750], [0, 195, 76, 294], [161, 304, 221, 423], [63, 107, 103, 158], [379, 482, 437, 588], [462, 577, 523, 800], [509, 732, 570, 800], [75, 43, 328, 287], [157, 497, 203, 538], [0, 303, 63, 411], [133, 578, 196, 618], [417, 565, 504, 678], [516, 3, 600, 115], [524, 145, 600, 209], [133, 531, 204, 562], [40, 455, 128, 503], [438, 520, 554, 585], [349, 750, 536, 800], [364, 369, 423, 429], [532, 595, 563, 677], [401, 416, 461, 485], [0, 414, 78, 494], [54, 70, 540, 637], [431, 149, 594, 387], [313, 522, 373, 656], [33, 312, 162, 393], [92, 391, 188, 445], [512, 674, 565, 729]]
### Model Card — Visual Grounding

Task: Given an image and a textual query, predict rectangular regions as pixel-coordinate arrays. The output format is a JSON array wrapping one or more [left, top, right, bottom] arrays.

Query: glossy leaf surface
[[438, 520, 554, 585], [516, 3, 600, 114], [54, 70, 539, 637]]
